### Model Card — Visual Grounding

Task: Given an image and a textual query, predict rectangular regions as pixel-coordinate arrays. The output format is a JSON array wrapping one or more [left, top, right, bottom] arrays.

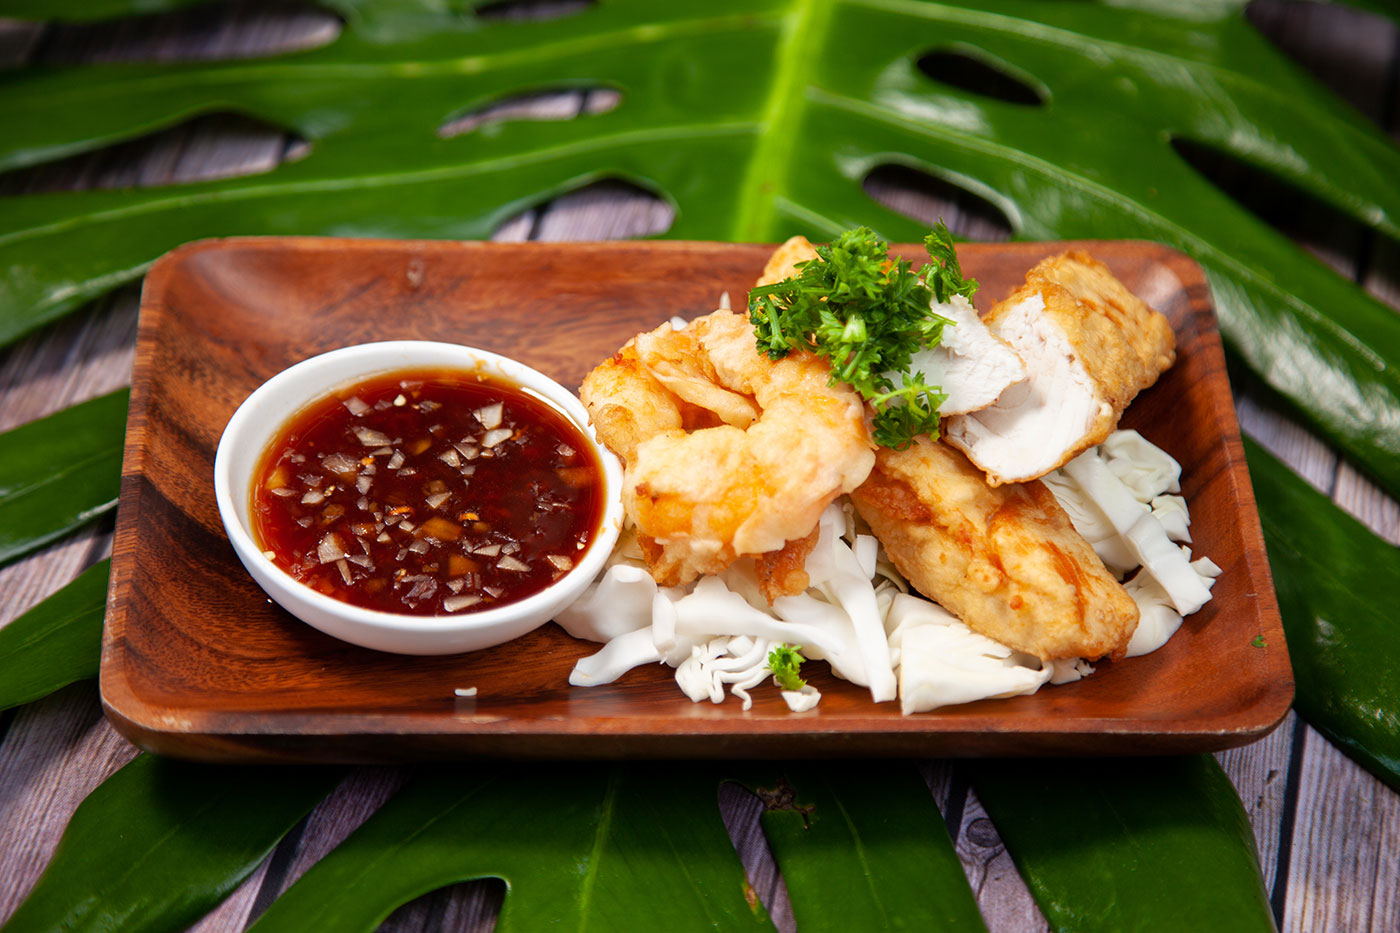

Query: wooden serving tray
[[101, 237, 1291, 763]]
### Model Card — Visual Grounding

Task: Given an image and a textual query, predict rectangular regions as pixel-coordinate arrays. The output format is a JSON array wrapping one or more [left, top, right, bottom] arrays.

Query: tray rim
[[100, 235, 1293, 762]]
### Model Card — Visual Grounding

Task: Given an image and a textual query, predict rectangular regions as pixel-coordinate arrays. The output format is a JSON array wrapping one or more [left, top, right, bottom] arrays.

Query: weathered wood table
[[1, 3, 1396, 930]]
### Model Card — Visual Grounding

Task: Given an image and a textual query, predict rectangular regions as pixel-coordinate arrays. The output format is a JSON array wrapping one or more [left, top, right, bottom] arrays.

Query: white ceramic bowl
[[213, 340, 624, 655]]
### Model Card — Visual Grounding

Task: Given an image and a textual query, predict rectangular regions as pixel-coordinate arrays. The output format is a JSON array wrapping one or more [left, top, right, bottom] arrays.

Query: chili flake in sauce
[[250, 368, 604, 615]]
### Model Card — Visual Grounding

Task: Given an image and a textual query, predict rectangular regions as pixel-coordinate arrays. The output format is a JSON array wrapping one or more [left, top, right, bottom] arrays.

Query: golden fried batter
[[753, 525, 821, 603], [580, 343, 684, 464], [945, 251, 1176, 485], [1028, 250, 1176, 390], [582, 310, 875, 589], [755, 235, 819, 287], [850, 436, 1139, 661]]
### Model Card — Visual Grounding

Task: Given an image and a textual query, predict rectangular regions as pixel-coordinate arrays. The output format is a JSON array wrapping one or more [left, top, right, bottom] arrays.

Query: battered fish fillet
[[903, 294, 1027, 417], [944, 251, 1175, 485], [850, 436, 1139, 661]]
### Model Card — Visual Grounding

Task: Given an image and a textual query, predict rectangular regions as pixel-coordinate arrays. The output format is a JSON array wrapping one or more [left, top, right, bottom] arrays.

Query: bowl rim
[[212, 338, 624, 640]]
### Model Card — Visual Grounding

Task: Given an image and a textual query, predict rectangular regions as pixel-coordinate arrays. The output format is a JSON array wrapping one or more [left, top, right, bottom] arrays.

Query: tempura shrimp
[[581, 309, 875, 589]]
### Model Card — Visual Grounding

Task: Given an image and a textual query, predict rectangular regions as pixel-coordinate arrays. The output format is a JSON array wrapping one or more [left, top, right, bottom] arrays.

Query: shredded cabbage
[[1102, 429, 1181, 499], [1150, 494, 1192, 543], [563, 430, 1219, 714], [898, 619, 1053, 715], [554, 562, 659, 643], [1060, 450, 1213, 615], [675, 635, 771, 708]]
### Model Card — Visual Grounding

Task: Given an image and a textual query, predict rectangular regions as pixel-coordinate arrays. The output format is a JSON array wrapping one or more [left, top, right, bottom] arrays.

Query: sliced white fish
[[898, 295, 1028, 416]]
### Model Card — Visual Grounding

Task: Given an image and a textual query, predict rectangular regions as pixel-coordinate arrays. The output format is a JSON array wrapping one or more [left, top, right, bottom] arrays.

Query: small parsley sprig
[[921, 224, 978, 305], [767, 644, 808, 692], [748, 223, 975, 449], [868, 373, 948, 449]]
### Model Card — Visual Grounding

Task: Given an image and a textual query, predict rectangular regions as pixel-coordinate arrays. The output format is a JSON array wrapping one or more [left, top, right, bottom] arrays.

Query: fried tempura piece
[[944, 251, 1175, 485], [754, 525, 821, 603], [582, 310, 875, 589], [850, 436, 1139, 661], [580, 342, 684, 463], [756, 235, 818, 287]]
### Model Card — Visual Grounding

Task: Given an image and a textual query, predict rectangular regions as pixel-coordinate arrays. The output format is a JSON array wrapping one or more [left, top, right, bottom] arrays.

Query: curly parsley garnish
[[767, 643, 808, 692], [748, 223, 976, 449]]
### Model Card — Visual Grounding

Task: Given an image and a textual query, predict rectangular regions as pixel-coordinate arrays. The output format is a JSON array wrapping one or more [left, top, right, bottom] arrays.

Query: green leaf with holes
[[0, 389, 126, 567], [2, 756, 986, 930], [246, 762, 979, 932], [1, 754, 342, 933], [249, 764, 774, 932], [0, 558, 107, 711], [2, 0, 1398, 491], [0, 2, 1384, 930]]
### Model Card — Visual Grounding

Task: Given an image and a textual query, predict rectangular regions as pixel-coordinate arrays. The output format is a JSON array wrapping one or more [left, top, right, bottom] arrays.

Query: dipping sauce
[[250, 368, 605, 615]]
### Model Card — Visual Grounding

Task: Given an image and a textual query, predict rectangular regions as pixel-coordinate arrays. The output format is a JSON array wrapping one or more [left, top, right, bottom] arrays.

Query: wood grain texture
[[178, 765, 413, 932], [1215, 709, 1299, 900], [29, 1, 340, 66], [955, 788, 1049, 932], [1282, 724, 1400, 933], [96, 237, 1290, 761], [718, 781, 797, 932]]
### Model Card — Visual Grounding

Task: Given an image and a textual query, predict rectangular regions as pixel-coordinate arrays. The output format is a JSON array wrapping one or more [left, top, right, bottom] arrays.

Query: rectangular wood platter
[[100, 237, 1292, 763]]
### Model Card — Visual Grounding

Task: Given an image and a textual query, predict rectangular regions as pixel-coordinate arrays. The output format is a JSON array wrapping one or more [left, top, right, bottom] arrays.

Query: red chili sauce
[[250, 368, 604, 615]]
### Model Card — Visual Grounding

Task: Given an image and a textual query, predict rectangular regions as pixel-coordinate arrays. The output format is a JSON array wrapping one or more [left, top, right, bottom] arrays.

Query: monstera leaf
[[10, 756, 1278, 931], [2, 755, 343, 933], [0, 390, 126, 568], [2, 0, 1398, 489], [0, 558, 108, 711]]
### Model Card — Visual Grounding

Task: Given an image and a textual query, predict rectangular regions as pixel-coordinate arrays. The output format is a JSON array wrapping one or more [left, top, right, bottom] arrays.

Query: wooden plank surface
[[1, 2, 1397, 930]]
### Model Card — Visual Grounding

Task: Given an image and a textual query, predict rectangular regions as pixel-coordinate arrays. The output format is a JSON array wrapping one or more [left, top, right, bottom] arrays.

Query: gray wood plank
[[1235, 394, 1339, 493], [1333, 463, 1400, 545], [491, 208, 538, 242], [954, 788, 1050, 932], [196, 766, 412, 933], [1247, 0, 1400, 138], [0, 9, 341, 925], [376, 877, 503, 933], [1282, 724, 1400, 933], [440, 88, 598, 138], [0, 290, 135, 628], [0, 19, 42, 67], [531, 178, 675, 241], [180, 768, 409, 933], [186, 853, 274, 933], [1216, 710, 1302, 903], [863, 167, 1013, 243], [1242, 8, 1400, 924], [717, 781, 796, 933], [0, 527, 111, 630], [0, 290, 138, 434]]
